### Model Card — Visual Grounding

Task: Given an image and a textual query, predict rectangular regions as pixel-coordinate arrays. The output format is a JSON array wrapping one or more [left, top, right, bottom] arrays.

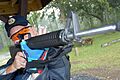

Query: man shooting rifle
[[0, 15, 72, 80]]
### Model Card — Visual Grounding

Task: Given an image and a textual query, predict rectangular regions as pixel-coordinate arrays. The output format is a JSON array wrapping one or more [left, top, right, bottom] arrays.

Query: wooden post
[[18, 0, 28, 18], [74, 47, 79, 56], [0, 16, 8, 23]]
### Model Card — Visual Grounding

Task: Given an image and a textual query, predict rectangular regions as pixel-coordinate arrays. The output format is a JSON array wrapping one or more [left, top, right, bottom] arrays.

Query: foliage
[[0, 22, 11, 49], [52, 0, 120, 29], [0, 46, 9, 54], [27, 4, 63, 32]]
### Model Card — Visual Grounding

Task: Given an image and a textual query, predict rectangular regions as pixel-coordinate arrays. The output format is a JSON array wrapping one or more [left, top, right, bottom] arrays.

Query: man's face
[[10, 25, 38, 44]]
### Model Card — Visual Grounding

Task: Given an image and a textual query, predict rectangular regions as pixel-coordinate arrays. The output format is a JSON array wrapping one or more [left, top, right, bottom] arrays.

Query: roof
[[0, 0, 52, 16]]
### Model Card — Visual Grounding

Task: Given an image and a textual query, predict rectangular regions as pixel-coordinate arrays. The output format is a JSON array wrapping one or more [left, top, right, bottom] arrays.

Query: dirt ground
[[71, 67, 120, 80]]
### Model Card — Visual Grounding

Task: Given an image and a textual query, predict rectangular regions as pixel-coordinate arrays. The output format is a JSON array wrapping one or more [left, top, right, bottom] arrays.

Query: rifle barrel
[[67, 25, 116, 39]]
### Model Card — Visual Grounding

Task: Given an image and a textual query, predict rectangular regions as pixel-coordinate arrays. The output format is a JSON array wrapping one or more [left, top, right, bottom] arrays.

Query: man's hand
[[6, 52, 27, 74], [12, 52, 27, 69]]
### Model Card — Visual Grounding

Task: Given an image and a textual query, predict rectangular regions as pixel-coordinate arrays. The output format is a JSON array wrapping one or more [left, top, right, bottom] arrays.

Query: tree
[[52, 0, 120, 29], [0, 22, 11, 47]]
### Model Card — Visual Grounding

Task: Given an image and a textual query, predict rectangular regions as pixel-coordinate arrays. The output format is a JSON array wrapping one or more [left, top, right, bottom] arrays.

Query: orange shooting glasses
[[10, 27, 31, 43]]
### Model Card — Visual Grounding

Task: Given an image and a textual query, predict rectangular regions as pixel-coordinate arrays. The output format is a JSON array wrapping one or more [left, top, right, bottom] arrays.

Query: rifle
[[9, 11, 120, 71], [23, 11, 120, 49]]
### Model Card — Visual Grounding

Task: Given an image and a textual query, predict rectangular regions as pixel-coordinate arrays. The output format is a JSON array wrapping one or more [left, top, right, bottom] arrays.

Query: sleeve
[[0, 58, 16, 80], [0, 67, 7, 75]]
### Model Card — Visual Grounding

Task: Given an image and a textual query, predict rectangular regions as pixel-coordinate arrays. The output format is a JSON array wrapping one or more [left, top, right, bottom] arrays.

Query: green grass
[[0, 46, 9, 54], [70, 32, 120, 74]]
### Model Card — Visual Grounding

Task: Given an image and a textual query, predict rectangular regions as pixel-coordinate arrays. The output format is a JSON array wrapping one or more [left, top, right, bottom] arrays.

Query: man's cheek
[[29, 27, 38, 37], [24, 35, 29, 40]]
